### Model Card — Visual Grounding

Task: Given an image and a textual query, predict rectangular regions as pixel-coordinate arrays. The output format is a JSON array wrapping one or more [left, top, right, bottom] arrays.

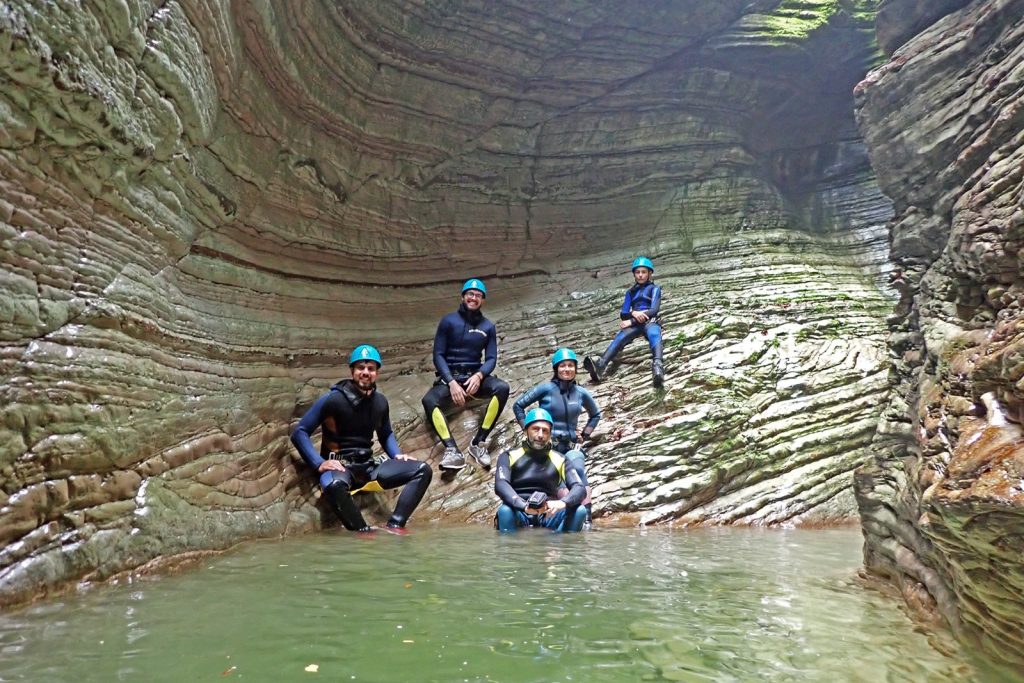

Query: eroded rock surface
[[1, 1, 892, 605], [855, 0, 1024, 668]]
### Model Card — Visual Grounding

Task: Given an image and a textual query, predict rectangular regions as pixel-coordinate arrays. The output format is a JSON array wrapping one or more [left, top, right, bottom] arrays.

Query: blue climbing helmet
[[631, 256, 654, 273], [348, 344, 382, 367], [461, 278, 487, 298], [551, 348, 578, 368], [523, 408, 553, 429]]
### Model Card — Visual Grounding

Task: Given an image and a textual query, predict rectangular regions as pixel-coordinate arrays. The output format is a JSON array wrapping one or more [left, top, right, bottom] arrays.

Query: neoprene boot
[[652, 341, 665, 388], [584, 355, 609, 383], [323, 481, 371, 531]]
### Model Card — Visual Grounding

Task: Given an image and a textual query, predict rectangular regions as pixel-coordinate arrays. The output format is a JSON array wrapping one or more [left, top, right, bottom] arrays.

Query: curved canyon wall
[[1, 1, 892, 605], [855, 0, 1024, 668]]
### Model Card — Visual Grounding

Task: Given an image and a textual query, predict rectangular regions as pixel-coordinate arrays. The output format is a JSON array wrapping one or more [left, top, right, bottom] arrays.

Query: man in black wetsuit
[[494, 408, 587, 532], [291, 344, 432, 534], [421, 278, 510, 471]]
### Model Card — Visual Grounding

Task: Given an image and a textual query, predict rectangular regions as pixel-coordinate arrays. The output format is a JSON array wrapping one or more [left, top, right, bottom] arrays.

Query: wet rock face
[[855, 0, 1024, 668], [1, 1, 891, 604]]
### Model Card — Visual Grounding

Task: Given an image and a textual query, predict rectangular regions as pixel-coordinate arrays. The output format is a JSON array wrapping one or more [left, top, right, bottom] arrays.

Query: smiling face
[[462, 289, 484, 311], [632, 266, 652, 285], [525, 421, 552, 450], [349, 359, 380, 392], [556, 360, 577, 381]]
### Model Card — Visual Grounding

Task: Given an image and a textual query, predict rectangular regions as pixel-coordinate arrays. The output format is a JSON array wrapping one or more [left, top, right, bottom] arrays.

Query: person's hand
[[319, 460, 346, 473], [546, 499, 566, 512], [394, 453, 416, 461], [619, 319, 632, 330], [526, 501, 548, 515], [464, 372, 483, 396], [576, 430, 584, 443], [449, 379, 467, 406], [632, 310, 649, 323]]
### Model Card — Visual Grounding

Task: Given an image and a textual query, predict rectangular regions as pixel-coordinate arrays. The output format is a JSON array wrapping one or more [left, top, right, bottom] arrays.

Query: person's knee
[[413, 461, 433, 484], [494, 379, 510, 400], [496, 505, 519, 532], [565, 505, 587, 532], [320, 472, 348, 491]]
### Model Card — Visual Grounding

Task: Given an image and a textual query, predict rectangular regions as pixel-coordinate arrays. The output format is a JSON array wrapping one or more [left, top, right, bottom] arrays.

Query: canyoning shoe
[[467, 443, 492, 469], [384, 523, 411, 536], [583, 356, 604, 383], [652, 361, 665, 388], [354, 526, 376, 538], [582, 520, 593, 531], [439, 446, 466, 471]]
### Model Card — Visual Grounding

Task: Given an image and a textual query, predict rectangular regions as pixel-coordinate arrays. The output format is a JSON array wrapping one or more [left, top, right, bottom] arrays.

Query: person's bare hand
[[449, 380, 467, 406], [546, 499, 566, 512], [619, 319, 632, 330], [526, 501, 548, 515], [394, 454, 417, 461], [319, 460, 346, 473], [464, 373, 483, 396], [632, 311, 649, 323]]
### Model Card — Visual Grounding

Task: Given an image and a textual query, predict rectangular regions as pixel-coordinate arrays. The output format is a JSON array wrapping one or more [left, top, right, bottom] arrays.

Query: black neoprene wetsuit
[[291, 380, 431, 529], [494, 443, 586, 511]]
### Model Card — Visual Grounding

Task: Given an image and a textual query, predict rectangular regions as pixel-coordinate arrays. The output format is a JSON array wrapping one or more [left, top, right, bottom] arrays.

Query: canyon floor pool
[[0, 526, 1013, 682]]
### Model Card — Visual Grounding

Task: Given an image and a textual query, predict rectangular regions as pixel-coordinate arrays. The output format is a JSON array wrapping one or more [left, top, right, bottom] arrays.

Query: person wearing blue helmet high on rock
[[494, 408, 588, 532], [513, 348, 600, 526], [291, 345, 432, 534], [584, 256, 665, 387], [422, 279, 510, 471]]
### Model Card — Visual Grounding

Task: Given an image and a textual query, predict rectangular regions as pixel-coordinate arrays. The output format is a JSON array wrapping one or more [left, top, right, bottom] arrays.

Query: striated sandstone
[[2, 1, 892, 605]]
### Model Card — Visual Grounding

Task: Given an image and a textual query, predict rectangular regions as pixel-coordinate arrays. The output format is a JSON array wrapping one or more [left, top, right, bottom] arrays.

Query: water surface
[[0, 526, 1006, 682]]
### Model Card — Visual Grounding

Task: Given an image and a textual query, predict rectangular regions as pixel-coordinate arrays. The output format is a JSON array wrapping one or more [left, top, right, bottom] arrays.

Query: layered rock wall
[[2, 1, 892, 605], [855, 0, 1024, 668]]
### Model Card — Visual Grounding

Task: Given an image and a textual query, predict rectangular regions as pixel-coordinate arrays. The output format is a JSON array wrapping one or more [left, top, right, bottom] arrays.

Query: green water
[[0, 527, 1009, 682]]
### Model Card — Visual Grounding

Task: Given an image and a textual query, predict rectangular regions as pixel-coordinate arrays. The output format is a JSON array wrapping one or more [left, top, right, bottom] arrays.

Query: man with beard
[[493, 408, 588, 532], [291, 344, 432, 534], [422, 279, 510, 471]]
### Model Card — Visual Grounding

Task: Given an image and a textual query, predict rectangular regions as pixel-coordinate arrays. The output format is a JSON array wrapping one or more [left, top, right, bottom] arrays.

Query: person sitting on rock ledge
[[291, 344, 432, 534], [513, 348, 600, 527], [494, 408, 588, 532], [421, 278, 510, 472], [584, 256, 665, 387]]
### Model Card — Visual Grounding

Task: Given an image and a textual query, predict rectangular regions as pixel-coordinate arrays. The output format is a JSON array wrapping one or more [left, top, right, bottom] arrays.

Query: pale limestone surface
[[1, 1, 892, 605], [856, 0, 1024, 669]]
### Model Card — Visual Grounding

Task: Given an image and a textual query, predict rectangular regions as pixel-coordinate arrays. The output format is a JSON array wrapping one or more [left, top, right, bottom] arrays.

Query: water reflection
[[0, 527, 1009, 682]]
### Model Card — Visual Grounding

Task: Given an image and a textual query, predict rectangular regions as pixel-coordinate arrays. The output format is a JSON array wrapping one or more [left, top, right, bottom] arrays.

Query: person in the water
[[421, 278, 510, 472], [512, 348, 600, 526], [584, 256, 665, 387], [291, 345, 432, 534], [493, 408, 587, 532]]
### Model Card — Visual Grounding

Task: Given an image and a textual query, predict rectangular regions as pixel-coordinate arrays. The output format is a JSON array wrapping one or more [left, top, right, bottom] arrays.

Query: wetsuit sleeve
[[495, 451, 527, 511], [512, 382, 546, 427], [376, 404, 401, 458], [561, 466, 586, 507], [479, 322, 497, 376], [620, 289, 633, 320], [580, 389, 601, 436], [290, 392, 331, 470], [433, 317, 455, 384], [647, 284, 662, 318]]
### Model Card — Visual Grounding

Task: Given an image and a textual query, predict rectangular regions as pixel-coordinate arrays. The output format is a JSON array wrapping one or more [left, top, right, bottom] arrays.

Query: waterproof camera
[[526, 491, 548, 509]]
